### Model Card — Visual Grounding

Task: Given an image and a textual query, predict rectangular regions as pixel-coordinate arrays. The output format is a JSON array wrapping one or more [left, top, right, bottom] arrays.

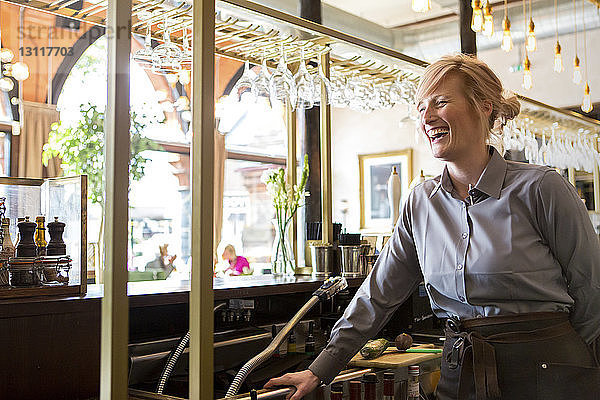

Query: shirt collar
[[428, 147, 507, 200]]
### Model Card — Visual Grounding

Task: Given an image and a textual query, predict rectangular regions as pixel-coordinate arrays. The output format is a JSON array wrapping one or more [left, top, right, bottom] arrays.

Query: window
[[217, 94, 288, 274]]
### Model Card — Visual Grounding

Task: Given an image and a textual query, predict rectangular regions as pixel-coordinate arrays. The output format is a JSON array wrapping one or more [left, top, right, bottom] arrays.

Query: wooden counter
[[0, 275, 364, 399]]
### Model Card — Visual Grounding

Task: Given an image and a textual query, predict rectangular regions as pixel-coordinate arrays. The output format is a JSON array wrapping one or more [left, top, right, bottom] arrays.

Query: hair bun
[[499, 91, 520, 122]]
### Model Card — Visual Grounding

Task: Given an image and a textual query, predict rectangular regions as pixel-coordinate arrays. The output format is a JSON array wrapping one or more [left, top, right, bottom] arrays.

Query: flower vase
[[271, 219, 295, 276]]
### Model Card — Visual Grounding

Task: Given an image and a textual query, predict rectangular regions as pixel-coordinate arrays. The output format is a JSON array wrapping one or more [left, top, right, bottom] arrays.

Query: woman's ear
[[482, 100, 493, 117]]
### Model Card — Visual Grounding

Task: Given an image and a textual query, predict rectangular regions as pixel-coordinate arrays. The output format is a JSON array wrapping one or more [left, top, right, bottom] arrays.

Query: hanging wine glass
[[253, 50, 271, 101], [269, 44, 296, 106], [133, 22, 154, 68], [152, 18, 183, 74], [388, 73, 404, 105], [311, 55, 332, 106], [294, 47, 314, 110], [329, 70, 348, 108], [179, 27, 192, 69], [231, 60, 257, 103]]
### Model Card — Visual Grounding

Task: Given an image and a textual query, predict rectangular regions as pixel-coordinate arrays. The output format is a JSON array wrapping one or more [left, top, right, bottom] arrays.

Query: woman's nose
[[421, 104, 436, 124]]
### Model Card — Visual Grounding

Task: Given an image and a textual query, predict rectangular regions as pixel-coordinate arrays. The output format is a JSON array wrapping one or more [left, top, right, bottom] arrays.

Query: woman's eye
[[437, 100, 447, 106]]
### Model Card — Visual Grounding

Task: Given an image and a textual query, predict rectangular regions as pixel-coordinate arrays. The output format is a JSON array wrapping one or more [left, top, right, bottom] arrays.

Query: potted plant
[[42, 103, 161, 281]]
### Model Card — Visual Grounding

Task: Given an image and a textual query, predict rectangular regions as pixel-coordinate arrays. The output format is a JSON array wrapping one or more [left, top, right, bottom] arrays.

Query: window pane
[[128, 150, 190, 279], [219, 98, 287, 157], [220, 159, 279, 273]]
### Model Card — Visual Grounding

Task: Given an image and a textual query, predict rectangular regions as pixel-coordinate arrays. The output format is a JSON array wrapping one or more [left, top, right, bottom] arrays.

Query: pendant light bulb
[[522, 56, 532, 90], [0, 48, 14, 63], [526, 18, 537, 52], [412, 0, 431, 13], [0, 77, 14, 92], [581, 82, 592, 113], [573, 55, 582, 85], [483, 3, 494, 37], [11, 62, 29, 81], [471, 0, 484, 32], [501, 17, 513, 52], [553, 41, 563, 72]]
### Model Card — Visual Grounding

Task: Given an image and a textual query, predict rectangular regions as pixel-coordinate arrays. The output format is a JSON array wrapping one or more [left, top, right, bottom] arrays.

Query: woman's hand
[[264, 369, 320, 400]]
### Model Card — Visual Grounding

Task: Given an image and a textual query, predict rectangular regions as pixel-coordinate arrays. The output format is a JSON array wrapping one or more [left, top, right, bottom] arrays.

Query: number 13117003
[[19, 47, 74, 56]]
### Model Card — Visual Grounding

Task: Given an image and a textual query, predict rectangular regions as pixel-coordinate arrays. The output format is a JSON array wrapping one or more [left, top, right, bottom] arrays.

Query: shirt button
[[462, 232, 468, 239], [458, 296, 465, 302], [457, 264, 463, 270]]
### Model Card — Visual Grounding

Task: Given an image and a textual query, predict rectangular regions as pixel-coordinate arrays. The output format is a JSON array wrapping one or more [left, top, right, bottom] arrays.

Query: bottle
[[287, 328, 297, 354], [250, 389, 258, 400], [383, 372, 395, 400], [0, 218, 15, 259], [34, 216, 47, 256], [349, 380, 362, 400], [362, 373, 377, 400], [305, 321, 315, 356], [408, 365, 420, 400], [330, 382, 343, 400]]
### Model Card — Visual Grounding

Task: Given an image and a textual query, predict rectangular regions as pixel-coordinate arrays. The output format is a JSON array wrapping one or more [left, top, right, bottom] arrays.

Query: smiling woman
[[265, 54, 600, 400]]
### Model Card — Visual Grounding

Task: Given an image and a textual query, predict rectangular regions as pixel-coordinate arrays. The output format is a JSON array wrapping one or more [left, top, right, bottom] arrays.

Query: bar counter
[[0, 274, 364, 399]]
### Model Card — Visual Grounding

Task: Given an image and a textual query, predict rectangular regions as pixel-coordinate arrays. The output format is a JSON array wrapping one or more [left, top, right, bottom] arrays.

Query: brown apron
[[435, 312, 600, 400]]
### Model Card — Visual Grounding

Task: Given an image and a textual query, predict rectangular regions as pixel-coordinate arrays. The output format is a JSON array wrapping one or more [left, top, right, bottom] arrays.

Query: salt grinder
[[16, 217, 37, 258], [47, 217, 66, 256]]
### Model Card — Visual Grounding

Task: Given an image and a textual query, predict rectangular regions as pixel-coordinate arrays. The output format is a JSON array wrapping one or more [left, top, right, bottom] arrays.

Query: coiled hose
[[156, 302, 227, 394], [225, 296, 319, 397]]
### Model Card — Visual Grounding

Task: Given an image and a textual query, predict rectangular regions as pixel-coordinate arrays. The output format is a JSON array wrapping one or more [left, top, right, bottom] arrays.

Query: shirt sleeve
[[308, 192, 423, 384], [535, 170, 600, 343]]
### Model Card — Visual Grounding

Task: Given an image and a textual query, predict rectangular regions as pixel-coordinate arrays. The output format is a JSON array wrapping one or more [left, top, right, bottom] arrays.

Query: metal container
[[310, 245, 335, 277], [340, 245, 363, 277]]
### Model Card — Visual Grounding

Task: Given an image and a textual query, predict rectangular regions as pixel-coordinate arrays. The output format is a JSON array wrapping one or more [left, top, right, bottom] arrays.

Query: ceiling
[[321, 0, 457, 29]]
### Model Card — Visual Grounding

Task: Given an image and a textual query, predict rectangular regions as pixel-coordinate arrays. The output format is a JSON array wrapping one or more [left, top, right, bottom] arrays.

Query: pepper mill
[[47, 217, 67, 256], [0, 218, 15, 260], [16, 217, 37, 258]]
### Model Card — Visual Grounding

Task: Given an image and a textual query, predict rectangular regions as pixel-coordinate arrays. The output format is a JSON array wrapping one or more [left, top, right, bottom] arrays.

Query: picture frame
[[359, 149, 413, 230]]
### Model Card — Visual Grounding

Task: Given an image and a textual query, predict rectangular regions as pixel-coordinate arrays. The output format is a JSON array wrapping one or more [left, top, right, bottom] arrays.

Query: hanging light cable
[[522, 0, 532, 89], [581, 0, 592, 112], [483, 0, 494, 37], [501, 0, 513, 52], [553, 0, 563, 72], [526, 0, 537, 51], [572, 0, 582, 84], [412, 0, 431, 13], [471, 0, 484, 32]]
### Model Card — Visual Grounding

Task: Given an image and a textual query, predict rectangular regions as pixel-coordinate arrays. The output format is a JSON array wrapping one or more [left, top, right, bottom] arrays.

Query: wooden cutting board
[[348, 344, 443, 368]]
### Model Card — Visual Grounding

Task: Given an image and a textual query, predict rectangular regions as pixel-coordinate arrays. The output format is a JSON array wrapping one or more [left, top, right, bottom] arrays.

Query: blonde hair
[[223, 244, 236, 257], [415, 54, 520, 153]]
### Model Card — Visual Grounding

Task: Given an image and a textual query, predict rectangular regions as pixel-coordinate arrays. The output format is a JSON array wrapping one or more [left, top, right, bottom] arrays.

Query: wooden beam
[[459, 0, 477, 55], [300, 0, 323, 226], [100, 0, 131, 397], [189, 0, 215, 398]]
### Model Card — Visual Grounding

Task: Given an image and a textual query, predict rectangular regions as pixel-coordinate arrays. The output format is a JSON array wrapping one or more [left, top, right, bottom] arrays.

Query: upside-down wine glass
[[294, 47, 315, 110], [269, 44, 296, 106]]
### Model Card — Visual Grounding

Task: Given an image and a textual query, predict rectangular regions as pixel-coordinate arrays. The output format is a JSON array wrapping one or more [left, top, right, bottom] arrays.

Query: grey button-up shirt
[[309, 148, 600, 384]]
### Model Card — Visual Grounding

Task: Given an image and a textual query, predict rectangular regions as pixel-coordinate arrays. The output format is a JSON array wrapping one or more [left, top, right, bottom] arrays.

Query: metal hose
[[225, 276, 348, 397], [156, 302, 227, 394], [225, 296, 319, 397], [156, 331, 190, 394]]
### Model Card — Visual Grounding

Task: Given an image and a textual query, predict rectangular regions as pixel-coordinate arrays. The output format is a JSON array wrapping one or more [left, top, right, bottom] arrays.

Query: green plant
[[261, 155, 309, 274], [42, 103, 161, 205]]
